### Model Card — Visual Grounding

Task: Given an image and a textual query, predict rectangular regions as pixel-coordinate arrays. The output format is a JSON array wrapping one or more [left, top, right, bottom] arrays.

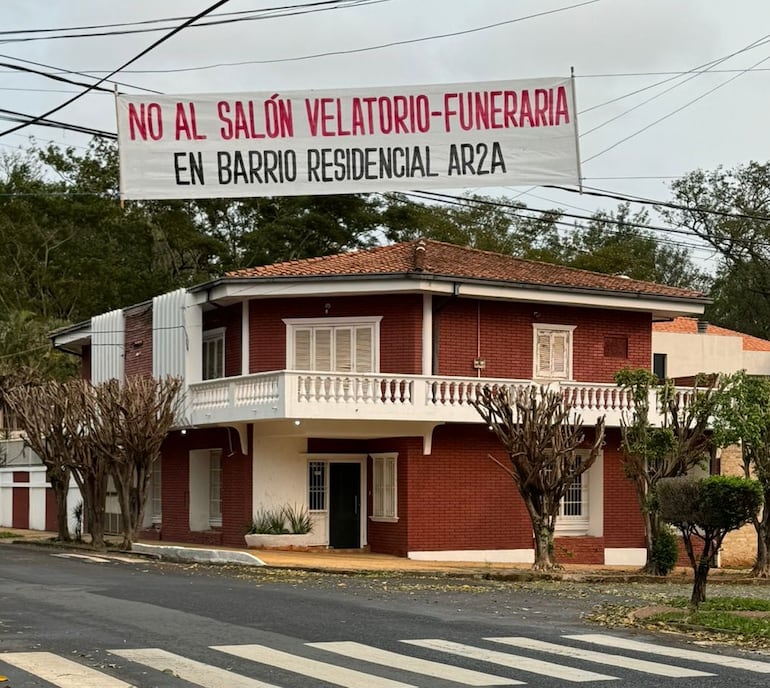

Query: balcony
[[186, 371, 678, 428]]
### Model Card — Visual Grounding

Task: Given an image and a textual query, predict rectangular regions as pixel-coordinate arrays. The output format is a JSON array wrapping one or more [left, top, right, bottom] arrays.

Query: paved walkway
[[1, 527, 698, 579]]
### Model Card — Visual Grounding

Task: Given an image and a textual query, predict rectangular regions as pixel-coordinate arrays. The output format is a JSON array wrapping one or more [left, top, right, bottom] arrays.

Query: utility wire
[[66, 0, 600, 74], [0, 0, 232, 139], [0, 0, 387, 44], [583, 51, 770, 164], [0, 54, 163, 94], [0, 109, 115, 139]]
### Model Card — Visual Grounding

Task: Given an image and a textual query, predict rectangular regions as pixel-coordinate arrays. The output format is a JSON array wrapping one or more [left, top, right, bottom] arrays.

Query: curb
[[129, 543, 266, 566]]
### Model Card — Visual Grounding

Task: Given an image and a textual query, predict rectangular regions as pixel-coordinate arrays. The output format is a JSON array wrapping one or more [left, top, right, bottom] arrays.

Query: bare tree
[[6, 379, 72, 541], [472, 385, 605, 570], [90, 376, 182, 549], [616, 369, 718, 575], [63, 380, 110, 550]]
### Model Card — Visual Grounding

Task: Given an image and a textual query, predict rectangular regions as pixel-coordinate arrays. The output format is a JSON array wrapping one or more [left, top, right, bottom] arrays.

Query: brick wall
[[203, 304, 243, 377], [150, 427, 251, 548], [602, 429, 646, 548], [719, 444, 757, 568], [436, 301, 651, 382], [124, 306, 153, 378], [249, 295, 423, 374]]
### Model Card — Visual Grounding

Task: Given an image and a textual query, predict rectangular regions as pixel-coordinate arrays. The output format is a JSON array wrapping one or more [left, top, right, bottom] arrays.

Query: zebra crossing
[[0, 633, 767, 687]]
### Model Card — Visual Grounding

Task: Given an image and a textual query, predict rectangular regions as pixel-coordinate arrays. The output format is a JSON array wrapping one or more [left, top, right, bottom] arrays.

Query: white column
[[422, 294, 432, 376]]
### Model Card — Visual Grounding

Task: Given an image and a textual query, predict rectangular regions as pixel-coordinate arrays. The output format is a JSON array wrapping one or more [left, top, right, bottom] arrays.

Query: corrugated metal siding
[[91, 309, 125, 383], [153, 289, 188, 379]]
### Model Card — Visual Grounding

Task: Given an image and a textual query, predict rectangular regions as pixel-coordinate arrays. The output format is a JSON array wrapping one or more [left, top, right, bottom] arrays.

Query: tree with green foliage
[[665, 161, 770, 338], [712, 371, 770, 577], [657, 475, 763, 606], [561, 204, 709, 290], [472, 385, 605, 570], [615, 368, 718, 575]]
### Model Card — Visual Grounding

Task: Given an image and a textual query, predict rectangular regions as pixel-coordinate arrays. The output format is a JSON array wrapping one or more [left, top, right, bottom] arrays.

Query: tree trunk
[[47, 468, 71, 542], [753, 517, 770, 577], [691, 559, 709, 608]]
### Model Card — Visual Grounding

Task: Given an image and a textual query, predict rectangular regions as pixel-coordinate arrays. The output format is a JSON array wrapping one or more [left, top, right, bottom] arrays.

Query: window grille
[[308, 461, 326, 511]]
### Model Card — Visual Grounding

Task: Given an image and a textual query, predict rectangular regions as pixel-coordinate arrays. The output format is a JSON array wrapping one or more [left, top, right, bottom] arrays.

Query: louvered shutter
[[294, 329, 312, 369], [355, 327, 373, 372], [335, 328, 352, 372], [315, 328, 332, 371], [535, 332, 552, 378], [550, 332, 568, 378]]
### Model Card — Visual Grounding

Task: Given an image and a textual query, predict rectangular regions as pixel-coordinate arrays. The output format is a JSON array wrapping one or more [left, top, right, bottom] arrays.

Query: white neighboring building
[[653, 317, 770, 567]]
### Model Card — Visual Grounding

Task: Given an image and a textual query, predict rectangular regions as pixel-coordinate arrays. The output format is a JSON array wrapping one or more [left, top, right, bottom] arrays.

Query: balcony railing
[[187, 371, 681, 427]]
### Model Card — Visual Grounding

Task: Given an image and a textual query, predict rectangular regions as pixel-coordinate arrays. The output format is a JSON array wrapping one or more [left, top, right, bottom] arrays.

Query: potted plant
[[244, 504, 316, 548]]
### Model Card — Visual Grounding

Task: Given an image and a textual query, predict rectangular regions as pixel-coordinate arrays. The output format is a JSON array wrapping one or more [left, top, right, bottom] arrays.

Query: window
[[284, 317, 380, 372], [308, 461, 326, 511], [202, 329, 225, 380], [533, 325, 575, 380], [553, 450, 601, 536], [151, 460, 162, 523], [372, 454, 397, 520], [209, 450, 222, 526], [653, 353, 667, 381]]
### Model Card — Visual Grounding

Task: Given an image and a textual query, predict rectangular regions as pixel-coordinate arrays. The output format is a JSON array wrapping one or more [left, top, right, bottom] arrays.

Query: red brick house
[[51, 239, 707, 564]]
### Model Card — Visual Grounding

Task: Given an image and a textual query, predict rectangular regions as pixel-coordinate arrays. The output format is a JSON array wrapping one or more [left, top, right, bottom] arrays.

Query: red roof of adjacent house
[[226, 239, 705, 301], [653, 317, 770, 351]]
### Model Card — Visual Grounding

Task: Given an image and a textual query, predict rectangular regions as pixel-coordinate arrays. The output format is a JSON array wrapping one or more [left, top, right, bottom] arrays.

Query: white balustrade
[[187, 371, 687, 427]]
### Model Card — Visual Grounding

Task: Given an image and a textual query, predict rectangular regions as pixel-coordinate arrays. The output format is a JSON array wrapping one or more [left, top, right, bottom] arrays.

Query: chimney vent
[[413, 239, 426, 272], [697, 320, 709, 334]]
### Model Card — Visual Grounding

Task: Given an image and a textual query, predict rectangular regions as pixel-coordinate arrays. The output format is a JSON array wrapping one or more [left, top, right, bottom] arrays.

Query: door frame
[[313, 455, 366, 548]]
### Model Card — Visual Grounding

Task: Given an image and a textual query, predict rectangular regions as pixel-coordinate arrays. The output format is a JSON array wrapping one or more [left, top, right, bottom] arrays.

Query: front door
[[329, 463, 361, 548]]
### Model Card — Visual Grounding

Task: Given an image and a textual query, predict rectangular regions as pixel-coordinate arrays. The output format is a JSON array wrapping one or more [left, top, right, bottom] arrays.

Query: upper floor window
[[202, 328, 225, 380], [284, 317, 381, 373], [533, 324, 575, 380]]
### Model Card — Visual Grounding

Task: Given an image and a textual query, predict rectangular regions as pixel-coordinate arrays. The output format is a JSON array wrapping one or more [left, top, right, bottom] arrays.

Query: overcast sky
[[2, 0, 769, 269]]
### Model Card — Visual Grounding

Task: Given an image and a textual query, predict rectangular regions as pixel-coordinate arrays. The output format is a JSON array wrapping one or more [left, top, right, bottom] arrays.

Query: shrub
[[651, 526, 679, 575], [247, 504, 313, 535]]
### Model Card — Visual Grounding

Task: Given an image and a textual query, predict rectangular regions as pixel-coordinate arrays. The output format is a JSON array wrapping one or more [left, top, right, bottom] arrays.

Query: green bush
[[247, 504, 313, 535], [651, 526, 679, 575]]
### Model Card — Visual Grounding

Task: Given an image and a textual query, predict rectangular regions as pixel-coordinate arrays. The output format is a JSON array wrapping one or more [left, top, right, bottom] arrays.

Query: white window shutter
[[551, 332, 568, 377], [536, 332, 551, 377], [315, 328, 332, 371], [355, 327, 373, 372], [335, 328, 352, 372], [294, 329, 312, 370]]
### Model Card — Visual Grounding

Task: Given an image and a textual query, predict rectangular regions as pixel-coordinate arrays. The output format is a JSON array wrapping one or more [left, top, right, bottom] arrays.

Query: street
[[1, 543, 769, 687]]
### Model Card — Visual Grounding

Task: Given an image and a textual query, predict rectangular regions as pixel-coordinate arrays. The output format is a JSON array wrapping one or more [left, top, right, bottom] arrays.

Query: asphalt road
[[0, 543, 769, 688]]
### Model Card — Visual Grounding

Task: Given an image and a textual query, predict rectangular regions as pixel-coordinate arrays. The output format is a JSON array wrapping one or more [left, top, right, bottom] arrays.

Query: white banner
[[116, 78, 581, 200]]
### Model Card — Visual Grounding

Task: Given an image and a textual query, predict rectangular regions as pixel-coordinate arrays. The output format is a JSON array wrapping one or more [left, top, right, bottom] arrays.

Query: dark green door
[[329, 463, 361, 548]]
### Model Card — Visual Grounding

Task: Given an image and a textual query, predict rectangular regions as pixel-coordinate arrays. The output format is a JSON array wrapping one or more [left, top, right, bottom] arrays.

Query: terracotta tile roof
[[226, 239, 705, 300], [653, 317, 770, 351]]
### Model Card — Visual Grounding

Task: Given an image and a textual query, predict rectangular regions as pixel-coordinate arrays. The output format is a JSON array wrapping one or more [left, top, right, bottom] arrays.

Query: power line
[[0, 0, 232, 139], [583, 50, 770, 164], [0, 61, 114, 94], [0, 54, 163, 94], [0, 0, 388, 44], [0, 109, 116, 139], [59, 0, 600, 74]]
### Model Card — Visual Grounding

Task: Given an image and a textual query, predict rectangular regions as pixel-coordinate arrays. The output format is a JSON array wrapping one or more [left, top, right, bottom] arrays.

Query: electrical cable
[[0, 0, 232, 139]]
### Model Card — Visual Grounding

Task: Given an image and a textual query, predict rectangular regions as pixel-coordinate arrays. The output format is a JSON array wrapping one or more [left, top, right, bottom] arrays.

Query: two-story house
[[51, 239, 707, 565]]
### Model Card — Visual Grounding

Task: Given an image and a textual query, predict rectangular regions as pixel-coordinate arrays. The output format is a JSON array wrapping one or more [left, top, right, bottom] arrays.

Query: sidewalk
[[2, 527, 697, 580]]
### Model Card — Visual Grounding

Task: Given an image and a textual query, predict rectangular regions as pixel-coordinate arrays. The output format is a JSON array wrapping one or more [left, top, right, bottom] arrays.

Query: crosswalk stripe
[[486, 637, 714, 678], [111, 648, 280, 688], [566, 634, 770, 673], [402, 639, 617, 682], [0, 651, 133, 688], [309, 641, 523, 686], [51, 553, 112, 563], [213, 644, 419, 688]]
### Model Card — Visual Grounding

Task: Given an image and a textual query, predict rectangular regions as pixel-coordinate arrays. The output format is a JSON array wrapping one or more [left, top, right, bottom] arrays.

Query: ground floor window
[[371, 453, 397, 520], [151, 460, 162, 524], [308, 461, 326, 511], [209, 450, 222, 526]]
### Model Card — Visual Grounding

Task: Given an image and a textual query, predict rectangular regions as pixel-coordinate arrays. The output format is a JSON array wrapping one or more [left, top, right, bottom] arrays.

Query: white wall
[[653, 330, 770, 377], [251, 435, 328, 546]]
